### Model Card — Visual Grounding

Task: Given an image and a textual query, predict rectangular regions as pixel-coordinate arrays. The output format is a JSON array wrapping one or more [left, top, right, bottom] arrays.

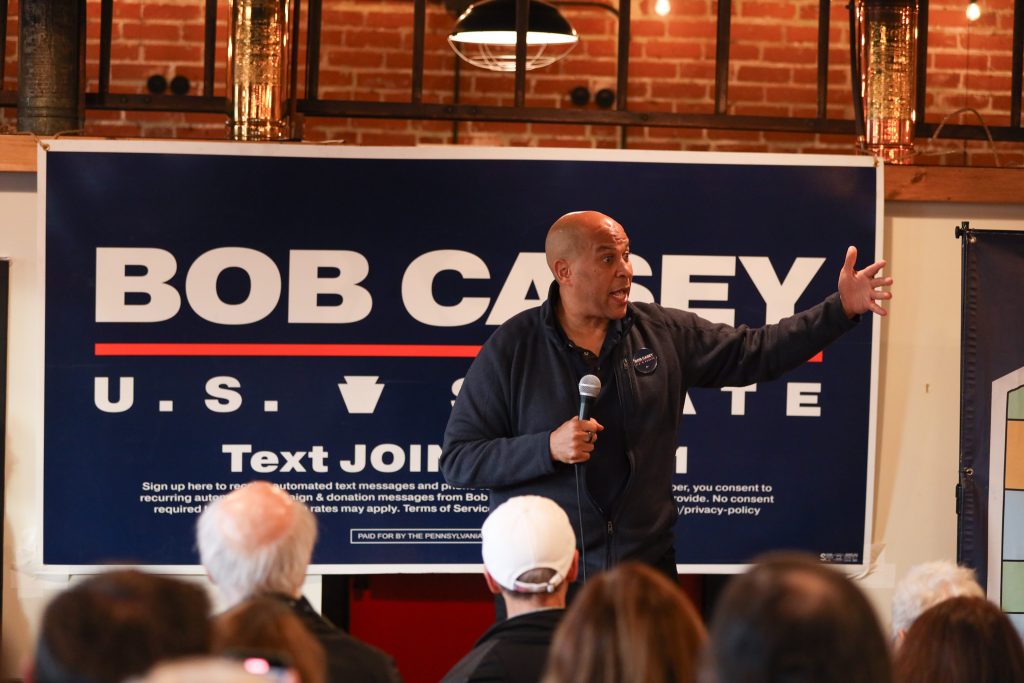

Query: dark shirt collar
[[543, 281, 632, 358]]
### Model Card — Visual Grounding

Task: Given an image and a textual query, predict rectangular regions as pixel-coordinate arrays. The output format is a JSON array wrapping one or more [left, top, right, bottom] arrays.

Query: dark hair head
[[213, 596, 326, 683], [703, 553, 890, 683], [35, 570, 211, 683], [544, 561, 706, 683], [894, 595, 1024, 683]]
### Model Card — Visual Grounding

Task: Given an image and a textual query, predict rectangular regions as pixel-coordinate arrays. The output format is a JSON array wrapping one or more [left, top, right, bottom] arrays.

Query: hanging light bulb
[[448, 0, 578, 72], [966, 0, 980, 21], [654, 0, 671, 16]]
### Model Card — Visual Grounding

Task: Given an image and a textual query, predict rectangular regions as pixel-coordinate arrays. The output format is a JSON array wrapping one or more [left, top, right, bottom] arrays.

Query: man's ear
[[553, 258, 571, 284], [567, 550, 580, 582], [483, 569, 502, 596]]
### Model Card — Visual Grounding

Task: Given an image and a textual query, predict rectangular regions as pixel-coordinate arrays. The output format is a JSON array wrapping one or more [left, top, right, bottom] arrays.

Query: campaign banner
[[40, 142, 879, 572], [958, 229, 1024, 634]]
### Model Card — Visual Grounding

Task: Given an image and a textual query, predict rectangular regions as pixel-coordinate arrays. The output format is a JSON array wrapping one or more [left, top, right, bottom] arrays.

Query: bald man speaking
[[441, 211, 891, 585]]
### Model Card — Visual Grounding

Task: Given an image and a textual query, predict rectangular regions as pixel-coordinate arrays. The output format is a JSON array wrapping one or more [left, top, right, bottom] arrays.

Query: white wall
[[2, 170, 1022, 675]]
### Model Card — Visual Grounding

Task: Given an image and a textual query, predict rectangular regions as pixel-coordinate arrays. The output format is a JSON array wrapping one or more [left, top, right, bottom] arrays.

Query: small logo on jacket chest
[[631, 348, 658, 374]]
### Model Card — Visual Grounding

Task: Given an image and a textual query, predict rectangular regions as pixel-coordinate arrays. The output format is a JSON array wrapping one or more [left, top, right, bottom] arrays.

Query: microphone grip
[[579, 396, 595, 422]]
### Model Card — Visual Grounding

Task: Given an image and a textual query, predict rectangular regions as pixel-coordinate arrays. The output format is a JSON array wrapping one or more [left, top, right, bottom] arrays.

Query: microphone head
[[579, 374, 601, 399]]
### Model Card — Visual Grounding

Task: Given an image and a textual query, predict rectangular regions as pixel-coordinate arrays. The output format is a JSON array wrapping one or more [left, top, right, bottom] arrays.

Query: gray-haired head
[[891, 560, 984, 642], [197, 481, 318, 606]]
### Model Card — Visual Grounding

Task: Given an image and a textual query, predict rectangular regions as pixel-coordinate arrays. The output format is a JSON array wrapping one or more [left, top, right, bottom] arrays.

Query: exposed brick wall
[[1, 0, 1022, 165]]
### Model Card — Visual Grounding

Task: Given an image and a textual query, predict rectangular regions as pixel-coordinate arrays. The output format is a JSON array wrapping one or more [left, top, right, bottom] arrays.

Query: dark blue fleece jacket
[[441, 284, 857, 579]]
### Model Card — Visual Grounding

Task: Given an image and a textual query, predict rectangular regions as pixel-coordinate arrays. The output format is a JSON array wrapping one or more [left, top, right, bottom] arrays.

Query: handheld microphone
[[578, 374, 601, 421]]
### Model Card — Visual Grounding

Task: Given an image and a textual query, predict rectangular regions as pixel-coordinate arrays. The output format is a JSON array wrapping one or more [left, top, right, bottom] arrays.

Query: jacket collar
[[541, 281, 634, 346]]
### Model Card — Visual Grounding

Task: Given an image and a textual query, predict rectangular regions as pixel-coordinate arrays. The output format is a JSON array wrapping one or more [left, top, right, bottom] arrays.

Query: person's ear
[[554, 258, 571, 284], [483, 570, 502, 596], [567, 550, 580, 582]]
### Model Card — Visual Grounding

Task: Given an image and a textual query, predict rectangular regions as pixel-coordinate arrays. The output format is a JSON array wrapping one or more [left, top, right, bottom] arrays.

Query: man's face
[[564, 219, 633, 321]]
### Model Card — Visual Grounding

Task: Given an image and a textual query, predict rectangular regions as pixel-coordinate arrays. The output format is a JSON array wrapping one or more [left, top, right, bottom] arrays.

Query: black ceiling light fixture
[[448, 0, 579, 71]]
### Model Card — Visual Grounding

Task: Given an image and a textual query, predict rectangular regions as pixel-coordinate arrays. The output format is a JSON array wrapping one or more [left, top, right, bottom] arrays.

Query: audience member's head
[[197, 481, 318, 606], [894, 595, 1024, 683], [543, 561, 705, 683], [890, 560, 984, 643], [136, 657, 277, 683], [702, 552, 890, 683], [481, 495, 578, 615], [212, 596, 326, 683], [32, 570, 211, 683]]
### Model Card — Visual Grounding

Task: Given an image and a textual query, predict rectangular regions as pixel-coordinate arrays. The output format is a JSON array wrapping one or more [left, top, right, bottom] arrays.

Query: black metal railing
[[3, 0, 1023, 144]]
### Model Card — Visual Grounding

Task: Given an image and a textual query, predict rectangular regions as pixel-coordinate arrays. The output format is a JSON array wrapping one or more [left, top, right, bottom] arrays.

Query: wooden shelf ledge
[[1, 135, 1022, 204]]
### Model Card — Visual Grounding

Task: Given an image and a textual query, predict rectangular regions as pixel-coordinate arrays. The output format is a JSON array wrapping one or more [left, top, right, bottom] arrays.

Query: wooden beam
[[0, 135, 40, 172], [1, 136, 1022, 205], [885, 165, 1024, 204]]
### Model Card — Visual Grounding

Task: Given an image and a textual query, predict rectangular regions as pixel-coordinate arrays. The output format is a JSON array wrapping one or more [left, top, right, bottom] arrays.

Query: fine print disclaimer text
[[674, 482, 776, 517], [138, 480, 487, 516]]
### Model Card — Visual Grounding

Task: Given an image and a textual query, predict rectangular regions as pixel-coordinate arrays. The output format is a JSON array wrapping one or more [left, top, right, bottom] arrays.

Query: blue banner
[[41, 142, 878, 571]]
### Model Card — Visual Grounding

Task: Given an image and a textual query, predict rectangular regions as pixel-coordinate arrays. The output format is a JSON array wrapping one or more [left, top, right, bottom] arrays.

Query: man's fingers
[[843, 246, 858, 272], [859, 259, 887, 278], [871, 290, 893, 300]]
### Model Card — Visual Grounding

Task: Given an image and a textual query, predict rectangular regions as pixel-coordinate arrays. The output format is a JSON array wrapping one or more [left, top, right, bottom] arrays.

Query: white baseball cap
[[481, 495, 576, 593]]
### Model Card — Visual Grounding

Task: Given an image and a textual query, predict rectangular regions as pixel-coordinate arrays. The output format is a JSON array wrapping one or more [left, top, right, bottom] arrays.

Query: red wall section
[[345, 573, 706, 683]]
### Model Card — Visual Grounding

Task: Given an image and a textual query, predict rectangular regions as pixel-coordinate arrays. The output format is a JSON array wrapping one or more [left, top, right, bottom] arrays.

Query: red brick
[[730, 103, 789, 116], [630, 61, 678, 78], [736, 65, 791, 83], [112, 3, 142, 20], [645, 41, 703, 59], [989, 55, 1014, 71], [762, 47, 816, 64], [764, 86, 816, 104], [110, 44, 142, 61], [666, 19, 717, 38], [583, 41, 618, 58], [536, 137, 592, 147], [679, 63, 716, 80], [110, 64, 160, 82], [730, 44, 760, 60], [731, 23, 783, 42], [790, 67, 819, 84], [325, 48, 385, 68], [626, 19, 663, 38], [740, 1, 796, 19], [358, 132, 418, 145], [784, 26, 819, 43], [356, 71, 412, 90], [569, 16, 616, 36], [650, 82, 709, 99], [344, 30, 403, 49], [706, 128, 763, 140], [968, 53, 989, 70], [925, 31, 960, 49], [143, 4, 202, 22], [932, 53, 969, 70], [182, 24, 209, 42], [969, 33, 1014, 51], [371, 11, 414, 28], [729, 84, 766, 101], [144, 44, 202, 63], [122, 22, 182, 42]]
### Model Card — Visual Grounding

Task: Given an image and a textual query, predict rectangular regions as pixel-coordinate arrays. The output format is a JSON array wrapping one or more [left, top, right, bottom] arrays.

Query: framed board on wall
[[38, 141, 881, 574]]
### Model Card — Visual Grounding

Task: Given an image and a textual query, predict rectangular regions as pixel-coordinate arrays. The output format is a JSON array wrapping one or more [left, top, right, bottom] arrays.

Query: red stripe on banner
[[94, 343, 483, 358], [808, 351, 823, 363]]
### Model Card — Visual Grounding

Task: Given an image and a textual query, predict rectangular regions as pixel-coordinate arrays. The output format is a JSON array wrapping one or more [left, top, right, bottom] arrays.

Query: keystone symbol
[[337, 376, 385, 414]]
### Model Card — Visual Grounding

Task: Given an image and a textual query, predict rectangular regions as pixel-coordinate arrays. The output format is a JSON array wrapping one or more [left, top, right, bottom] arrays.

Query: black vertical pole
[[17, 0, 85, 134]]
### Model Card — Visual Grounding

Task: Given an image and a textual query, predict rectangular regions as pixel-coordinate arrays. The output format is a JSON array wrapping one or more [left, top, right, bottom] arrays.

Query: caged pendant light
[[448, 0, 579, 71]]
